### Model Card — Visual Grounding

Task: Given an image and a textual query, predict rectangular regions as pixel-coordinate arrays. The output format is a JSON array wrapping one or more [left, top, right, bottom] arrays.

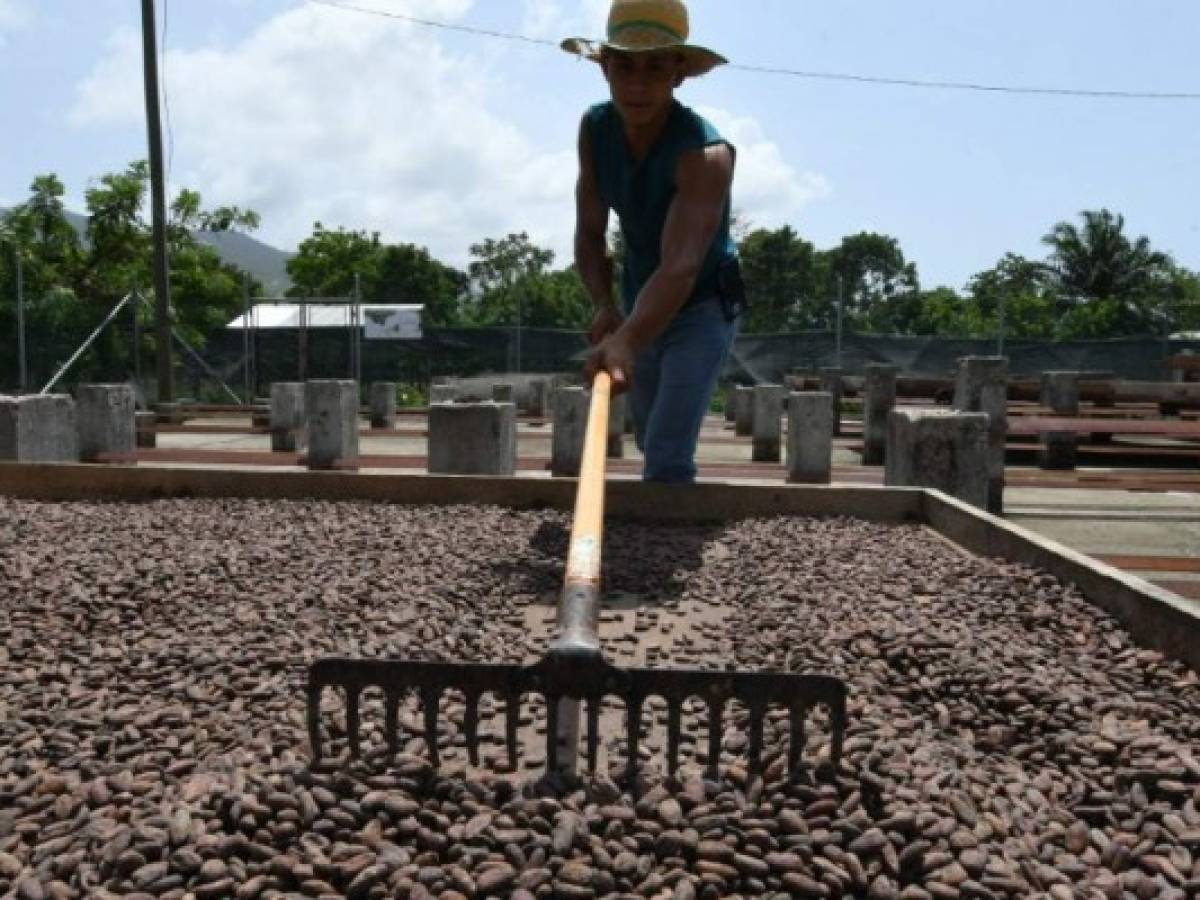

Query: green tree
[[79, 162, 261, 357], [1042, 209, 1173, 334], [1165, 266, 1200, 332], [907, 286, 973, 336], [0, 174, 83, 312], [80, 161, 152, 302], [171, 188, 260, 236], [367, 243, 466, 327], [823, 232, 920, 332], [737, 226, 823, 331], [966, 253, 1057, 339], [287, 224, 381, 298], [465, 232, 556, 326], [516, 267, 592, 329]]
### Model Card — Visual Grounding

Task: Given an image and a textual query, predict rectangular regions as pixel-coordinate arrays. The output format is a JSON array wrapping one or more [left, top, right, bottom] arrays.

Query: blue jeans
[[628, 297, 738, 483]]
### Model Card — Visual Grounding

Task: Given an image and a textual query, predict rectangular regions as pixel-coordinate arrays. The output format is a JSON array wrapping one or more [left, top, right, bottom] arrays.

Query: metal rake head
[[307, 649, 848, 780]]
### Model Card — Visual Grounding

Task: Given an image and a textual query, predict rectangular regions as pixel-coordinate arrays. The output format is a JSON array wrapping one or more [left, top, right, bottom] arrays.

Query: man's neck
[[623, 101, 675, 161]]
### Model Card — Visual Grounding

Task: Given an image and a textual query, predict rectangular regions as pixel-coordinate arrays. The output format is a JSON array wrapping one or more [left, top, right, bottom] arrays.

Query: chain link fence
[[4, 314, 1198, 402]]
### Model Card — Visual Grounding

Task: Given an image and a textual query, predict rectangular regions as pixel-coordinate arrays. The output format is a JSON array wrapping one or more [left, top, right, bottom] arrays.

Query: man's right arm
[[574, 115, 622, 344]]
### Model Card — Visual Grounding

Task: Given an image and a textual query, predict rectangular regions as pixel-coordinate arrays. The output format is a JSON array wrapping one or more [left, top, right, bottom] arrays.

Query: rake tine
[[625, 694, 643, 782], [830, 699, 847, 768], [788, 701, 805, 777], [346, 688, 361, 759], [545, 694, 560, 773], [421, 687, 440, 768], [505, 692, 519, 770], [384, 689, 401, 759], [585, 697, 601, 774], [747, 700, 765, 775], [464, 691, 481, 767], [306, 685, 323, 766], [706, 698, 722, 781], [666, 698, 682, 776]]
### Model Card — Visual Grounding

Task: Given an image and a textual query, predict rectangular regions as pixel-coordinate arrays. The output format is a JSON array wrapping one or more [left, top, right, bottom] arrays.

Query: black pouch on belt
[[716, 256, 749, 322]]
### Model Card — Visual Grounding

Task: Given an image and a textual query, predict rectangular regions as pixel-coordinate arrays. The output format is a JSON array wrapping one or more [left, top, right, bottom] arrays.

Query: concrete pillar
[[0, 395, 79, 462], [135, 411, 157, 449], [270, 383, 306, 453], [724, 385, 738, 423], [551, 387, 588, 477], [752, 384, 785, 462], [492, 382, 515, 404], [818, 368, 844, 437], [429, 384, 457, 405], [787, 392, 833, 484], [734, 386, 754, 437], [607, 393, 625, 459], [305, 380, 359, 471], [862, 364, 899, 465], [885, 408, 990, 509], [369, 382, 397, 429], [527, 379, 549, 418], [429, 402, 517, 476], [77, 384, 136, 463], [953, 356, 1008, 513], [1173, 350, 1194, 384], [1039, 371, 1080, 470]]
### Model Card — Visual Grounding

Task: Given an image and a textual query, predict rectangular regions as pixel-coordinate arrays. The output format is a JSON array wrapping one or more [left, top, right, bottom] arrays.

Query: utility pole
[[16, 249, 26, 393], [141, 0, 173, 402]]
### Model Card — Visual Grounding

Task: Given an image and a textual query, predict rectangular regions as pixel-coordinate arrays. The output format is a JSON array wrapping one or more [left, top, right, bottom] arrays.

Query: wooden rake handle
[[553, 371, 612, 655]]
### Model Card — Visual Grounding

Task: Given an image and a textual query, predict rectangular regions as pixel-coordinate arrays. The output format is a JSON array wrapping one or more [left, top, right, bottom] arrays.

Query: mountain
[[2, 207, 294, 294], [193, 229, 293, 295]]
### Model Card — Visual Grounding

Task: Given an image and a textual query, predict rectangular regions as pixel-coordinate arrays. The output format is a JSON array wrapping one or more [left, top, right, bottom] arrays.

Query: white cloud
[[520, 0, 607, 40], [70, 27, 143, 126], [67, 0, 583, 266], [66, 1, 827, 270], [0, 0, 31, 43], [698, 106, 833, 232]]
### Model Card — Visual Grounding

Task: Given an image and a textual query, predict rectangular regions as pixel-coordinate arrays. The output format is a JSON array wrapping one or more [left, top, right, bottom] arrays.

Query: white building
[[225, 303, 424, 340]]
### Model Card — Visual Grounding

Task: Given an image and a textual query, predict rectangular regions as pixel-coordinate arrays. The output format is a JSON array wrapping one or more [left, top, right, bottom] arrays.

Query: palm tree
[[1042, 209, 1171, 303]]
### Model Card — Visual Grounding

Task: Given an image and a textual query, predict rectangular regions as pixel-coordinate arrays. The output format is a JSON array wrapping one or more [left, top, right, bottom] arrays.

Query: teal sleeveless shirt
[[585, 100, 737, 312]]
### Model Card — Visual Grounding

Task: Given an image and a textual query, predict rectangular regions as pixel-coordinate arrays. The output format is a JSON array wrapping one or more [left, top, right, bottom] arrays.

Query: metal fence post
[[835, 275, 844, 370], [242, 273, 252, 403], [132, 284, 142, 387], [997, 290, 1006, 357], [16, 250, 26, 393], [352, 274, 362, 386]]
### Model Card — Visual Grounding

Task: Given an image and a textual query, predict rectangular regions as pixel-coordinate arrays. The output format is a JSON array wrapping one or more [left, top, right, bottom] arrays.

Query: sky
[[1, 0, 1198, 291]]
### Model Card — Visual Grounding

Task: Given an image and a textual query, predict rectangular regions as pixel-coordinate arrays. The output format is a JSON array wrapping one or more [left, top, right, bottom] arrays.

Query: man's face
[[601, 49, 685, 127]]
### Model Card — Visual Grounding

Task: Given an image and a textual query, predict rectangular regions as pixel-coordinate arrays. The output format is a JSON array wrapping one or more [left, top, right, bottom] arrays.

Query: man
[[563, 0, 745, 484]]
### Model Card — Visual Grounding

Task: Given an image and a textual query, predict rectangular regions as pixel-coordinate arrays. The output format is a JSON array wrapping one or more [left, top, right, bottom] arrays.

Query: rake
[[307, 371, 848, 779]]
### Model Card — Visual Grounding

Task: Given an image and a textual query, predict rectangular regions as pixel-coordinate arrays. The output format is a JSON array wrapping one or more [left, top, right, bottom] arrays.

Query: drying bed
[[1, 496, 1199, 899]]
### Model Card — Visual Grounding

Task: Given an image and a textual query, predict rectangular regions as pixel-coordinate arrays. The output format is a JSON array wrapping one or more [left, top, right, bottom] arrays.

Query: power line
[[304, 0, 1200, 102], [729, 63, 1200, 101], [306, 0, 555, 48]]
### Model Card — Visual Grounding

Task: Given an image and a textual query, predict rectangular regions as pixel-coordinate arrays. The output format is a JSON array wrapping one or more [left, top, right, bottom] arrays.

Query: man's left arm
[[586, 143, 734, 386]]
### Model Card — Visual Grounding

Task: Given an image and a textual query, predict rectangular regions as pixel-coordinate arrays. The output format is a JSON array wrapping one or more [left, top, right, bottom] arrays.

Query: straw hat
[[561, 0, 727, 78]]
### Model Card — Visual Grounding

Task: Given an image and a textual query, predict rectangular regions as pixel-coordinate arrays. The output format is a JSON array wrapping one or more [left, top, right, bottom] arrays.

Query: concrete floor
[[140, 411, 1199, 604]]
